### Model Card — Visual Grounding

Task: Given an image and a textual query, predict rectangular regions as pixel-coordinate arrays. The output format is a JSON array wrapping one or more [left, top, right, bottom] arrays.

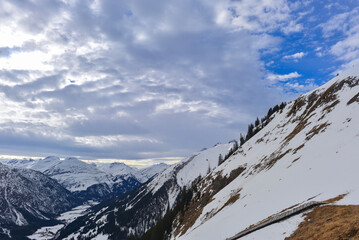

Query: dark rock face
[[72, 177, 142, 203], [55, 178, 177, 240], [0, 163, 79, 238]]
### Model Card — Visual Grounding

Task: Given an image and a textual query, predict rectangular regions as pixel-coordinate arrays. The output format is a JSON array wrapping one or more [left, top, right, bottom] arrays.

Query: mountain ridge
[[0, 163, 79, 239], [2, 157, 168, 203]]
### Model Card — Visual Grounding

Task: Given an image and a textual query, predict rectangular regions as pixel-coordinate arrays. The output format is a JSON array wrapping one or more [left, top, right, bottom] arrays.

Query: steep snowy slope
[[97, 162, 148, 183], [44, 157, 113, 192], [42, 157, 130, 202], [0, 163, 78, 239], [170, 67, 359, 240], [31, 156, 61, 172], [55, 143, 235, 240], [140, 163, 168, 180]]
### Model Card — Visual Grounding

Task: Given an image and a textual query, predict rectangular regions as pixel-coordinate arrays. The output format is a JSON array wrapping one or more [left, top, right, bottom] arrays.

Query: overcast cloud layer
[[0, 0, 358, 166]]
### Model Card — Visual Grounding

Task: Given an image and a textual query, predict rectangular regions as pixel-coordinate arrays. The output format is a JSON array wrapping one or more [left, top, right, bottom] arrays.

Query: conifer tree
[[232, 140, 239, 151], [240, 134, 245, 145], [267, 107, 273, 118], [218, 154, 223, 165], [255, 117, 260, 127], [246, 123, 254, 140]]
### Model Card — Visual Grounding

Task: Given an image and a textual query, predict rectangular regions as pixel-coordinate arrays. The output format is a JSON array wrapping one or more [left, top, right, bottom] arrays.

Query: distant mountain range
[[0, 156, 168, 239], [3, 156, 168, 202]]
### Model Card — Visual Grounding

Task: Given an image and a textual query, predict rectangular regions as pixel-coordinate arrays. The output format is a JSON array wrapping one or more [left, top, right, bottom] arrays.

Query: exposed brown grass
[[224, 192, 241, 206], [283, 77, 357, 145], [176, 208, 203, 236], [265, 148, 292, 170], [323, 193, 347, 204], [283, 119, 312, 144], [213, 190, 241, 217], [305, 122, 331, 141], [322, 99, 340, 113], [173, 167, 246, 237], [286, 204, 359, 240], [286, 194, 349, 240], [287, 97, 307, 117], [287, 157, 301, 168], [293, 144, 305, 154], [347, 92, 359, 105]]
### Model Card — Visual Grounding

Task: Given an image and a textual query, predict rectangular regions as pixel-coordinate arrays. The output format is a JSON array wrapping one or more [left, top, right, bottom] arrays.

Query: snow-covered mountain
[[3, 156, 167, 203], [140, 163, 168, 180], [44, 157, 113, 192], [55, 143, 235, 239], [3, 158, 36, 169], [56, 66, 359, 240], [96, 162, 147, 183], [97, 162, 168, 183], [170, 68, 359, 240], [31, 156, 61, 172], [0, 163, 78, 240]]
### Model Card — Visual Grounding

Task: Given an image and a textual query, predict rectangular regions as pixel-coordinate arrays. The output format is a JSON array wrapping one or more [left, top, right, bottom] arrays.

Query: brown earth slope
[[287, 205, 359, 240]]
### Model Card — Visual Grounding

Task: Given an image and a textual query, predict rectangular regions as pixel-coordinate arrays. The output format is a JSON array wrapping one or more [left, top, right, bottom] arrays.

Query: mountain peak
[[64, 157, 80, 162]]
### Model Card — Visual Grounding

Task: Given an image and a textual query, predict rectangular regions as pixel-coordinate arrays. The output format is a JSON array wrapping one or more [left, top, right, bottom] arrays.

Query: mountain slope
[[97, 162, 168, 183], [3, 156, 143, 202], [43, 157, 142, 202], [3, 158, 36, 169], [97, 162, 144, 183], [169, 68, 359, 240], [54, 143, 235, 240], [31, 156, 61, 172], [0, 163, 78, 239], [43, 157, 113, 192], [140, 163, 168, 180]]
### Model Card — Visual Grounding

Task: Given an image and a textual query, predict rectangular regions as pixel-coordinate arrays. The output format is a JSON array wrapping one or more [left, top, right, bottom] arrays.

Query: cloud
[[213, 0, 302, 34], [320, 8, 357, 37], [283, 80, 318, 93], [283, 52, 307, 60], [282, 20, 303, 34], [267, 72, 302, 82], [0, 0, 347, 166], [67, 117, 148, 136], [321, 6, 359, 68]]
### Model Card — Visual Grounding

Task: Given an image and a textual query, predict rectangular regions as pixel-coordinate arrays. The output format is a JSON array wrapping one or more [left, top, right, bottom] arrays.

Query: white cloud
[[282, 20, 303, 34], [321, 7, 359, 70], [0, 0, 318, 163], [320, 9, 355, 37], [0, 51, 53, 71], [284, 81, 317, 92], [283, 52, 307, 60], [267, 72, 302, 82], [212, 0, 301, 34], [314, 47, 324, 57]]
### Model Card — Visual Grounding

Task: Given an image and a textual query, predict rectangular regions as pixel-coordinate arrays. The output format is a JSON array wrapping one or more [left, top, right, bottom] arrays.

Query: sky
[[0, 0, 358, 167]]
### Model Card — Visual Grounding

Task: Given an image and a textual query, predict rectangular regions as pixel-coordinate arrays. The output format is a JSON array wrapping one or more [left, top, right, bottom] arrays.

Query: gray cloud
[[67, 117, 148, 136], [0, 0, 307, 165]]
